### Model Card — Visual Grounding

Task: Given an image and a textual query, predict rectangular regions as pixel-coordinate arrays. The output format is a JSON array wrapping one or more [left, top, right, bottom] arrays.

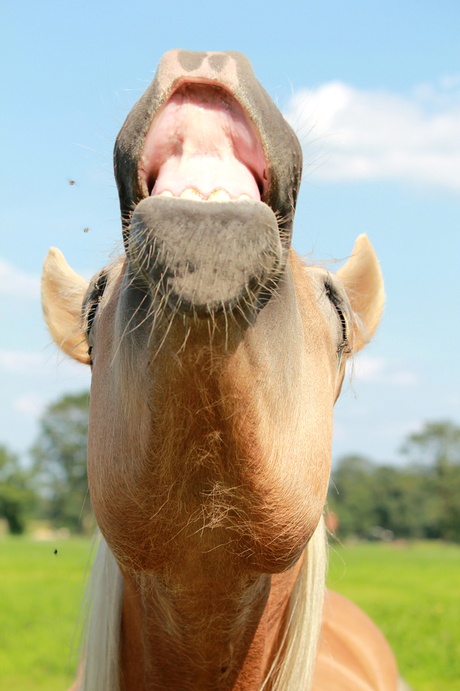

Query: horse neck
[[118, 559, 303, 691], [81, 521, 326, 691]]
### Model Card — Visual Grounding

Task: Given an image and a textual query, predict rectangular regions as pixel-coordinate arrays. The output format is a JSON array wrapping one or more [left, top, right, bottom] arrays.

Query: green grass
[[328, 540, 460, 691], [0, 537, 458, 690], [0, 536, 94, 691]]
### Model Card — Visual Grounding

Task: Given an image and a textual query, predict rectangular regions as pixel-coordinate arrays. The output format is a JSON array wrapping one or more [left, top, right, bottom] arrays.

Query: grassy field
[[328, 540, 460, 691], [0, 536, 93, 691], [0, 536, 458, 690]]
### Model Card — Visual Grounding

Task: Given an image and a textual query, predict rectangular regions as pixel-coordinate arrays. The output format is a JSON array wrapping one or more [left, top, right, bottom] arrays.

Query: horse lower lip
[[128, 196, 283, 316]]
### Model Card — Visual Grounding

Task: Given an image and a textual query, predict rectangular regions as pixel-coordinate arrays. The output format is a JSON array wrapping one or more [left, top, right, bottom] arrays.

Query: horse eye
[[84, 271, 108, 339], [324, 281, 351, 356], [85, 300, 99, 339]]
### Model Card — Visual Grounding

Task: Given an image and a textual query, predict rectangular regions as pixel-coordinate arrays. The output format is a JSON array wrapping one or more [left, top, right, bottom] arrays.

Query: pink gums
[[139, 84, 268, 200]]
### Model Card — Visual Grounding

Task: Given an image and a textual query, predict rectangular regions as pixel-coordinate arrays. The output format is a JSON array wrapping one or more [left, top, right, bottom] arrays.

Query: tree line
[[1, 392, 459, 541], [0, 392, 91, 534], [328, 420, 460, 541]]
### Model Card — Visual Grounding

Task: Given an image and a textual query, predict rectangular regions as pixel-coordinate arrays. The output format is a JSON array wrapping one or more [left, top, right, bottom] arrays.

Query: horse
[[41, 50, 402, 691]]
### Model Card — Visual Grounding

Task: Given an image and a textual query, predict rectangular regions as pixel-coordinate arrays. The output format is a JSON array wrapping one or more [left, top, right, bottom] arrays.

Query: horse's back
[[313, 589, 399, 691]]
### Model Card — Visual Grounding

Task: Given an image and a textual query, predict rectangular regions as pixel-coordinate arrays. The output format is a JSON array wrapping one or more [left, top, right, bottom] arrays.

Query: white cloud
[[440, 74, 460, 92], [13, 394, 46, 416], [284, 76, 460, 192], [0, 350, 45, 373], [0, 259, 40, 299], [389, 371, 419, 387], [0, 348, 92, 387], [347, 355, 418, 387], [349, 356, 386, 380]]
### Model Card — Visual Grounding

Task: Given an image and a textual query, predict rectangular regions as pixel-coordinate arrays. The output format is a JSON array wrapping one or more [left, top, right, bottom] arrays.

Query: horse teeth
[[157, 189, 252, 201], [208, 189, 231, 201], [180, 188, 203, 200]]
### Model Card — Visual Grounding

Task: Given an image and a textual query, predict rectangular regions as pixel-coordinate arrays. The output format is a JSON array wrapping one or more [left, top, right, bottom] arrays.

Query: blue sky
[[1, 0, 459, 465]]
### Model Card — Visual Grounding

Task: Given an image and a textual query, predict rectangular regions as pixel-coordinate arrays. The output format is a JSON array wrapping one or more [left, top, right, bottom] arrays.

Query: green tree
[[328, 455, 377, 537], [329, 421, 460, 542], [329, 455, 441, 539], [402, 421, 460, 541], [31, 392, 92, 533], [0, 445, 36, 534], [402, 421, 460, 470], [371, 465, 438, 539]]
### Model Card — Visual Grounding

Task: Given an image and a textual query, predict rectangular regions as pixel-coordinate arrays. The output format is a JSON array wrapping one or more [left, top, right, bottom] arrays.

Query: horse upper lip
[[138, 82, 269, 203]]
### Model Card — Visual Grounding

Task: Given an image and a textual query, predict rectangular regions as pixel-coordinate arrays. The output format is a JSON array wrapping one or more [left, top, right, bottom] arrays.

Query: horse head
[[42, 50, 387, 691]]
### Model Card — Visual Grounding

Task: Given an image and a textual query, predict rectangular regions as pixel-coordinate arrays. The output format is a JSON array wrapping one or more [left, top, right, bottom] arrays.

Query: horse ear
[[337, 234, 385, 353], [41, 247, 91, 364]]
